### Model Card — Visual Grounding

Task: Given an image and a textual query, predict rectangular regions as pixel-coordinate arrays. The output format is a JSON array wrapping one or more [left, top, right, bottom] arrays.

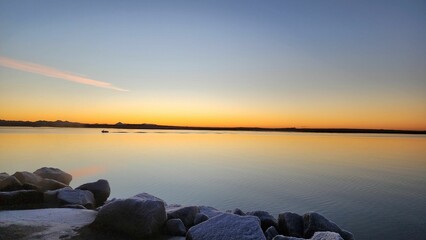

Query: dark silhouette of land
[[0, 119, 425, 135]]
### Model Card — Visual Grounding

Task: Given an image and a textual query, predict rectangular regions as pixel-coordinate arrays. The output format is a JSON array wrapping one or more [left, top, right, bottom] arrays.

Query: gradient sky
[[0, 0, 425, 129]]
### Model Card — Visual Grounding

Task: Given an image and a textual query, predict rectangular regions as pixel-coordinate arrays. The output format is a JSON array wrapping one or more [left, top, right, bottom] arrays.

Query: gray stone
[[34, 167, 72, 185], [194, 213, 209, 225], [303, 212, 353, 240], [198, 205, 224, 218], [12, 171, 43, 186], [233, 208, 246, 216], [0, 172, 10, 181], [92, 193, 167, 238], [312, 231, 344, 240], [265, 226, 280, 240], [278, 212, 304, 237], [187, 213, 266, 240], [247, 210, 278, 232], [57, 189, 95, 209], [76, 179, 110, 206], [166, 218, 187, 236], [39, 178, 68, 192], [0, 176, 22, 191], [44, 187, 73, 206], [167, 205, 199, 228]]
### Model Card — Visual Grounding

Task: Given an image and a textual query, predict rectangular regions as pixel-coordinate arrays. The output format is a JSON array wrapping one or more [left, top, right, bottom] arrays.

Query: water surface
[[1, 127, 425, 240]]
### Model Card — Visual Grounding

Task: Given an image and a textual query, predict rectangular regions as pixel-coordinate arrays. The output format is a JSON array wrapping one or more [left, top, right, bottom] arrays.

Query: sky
[[0, 0, 425, 130]]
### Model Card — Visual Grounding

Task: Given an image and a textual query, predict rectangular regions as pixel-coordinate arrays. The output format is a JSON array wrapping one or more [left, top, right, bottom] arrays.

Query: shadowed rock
[[247, 210, 278, 232], [233, 208, 246, 216], [39, 178, 68, 192], [166, 219, 187, 236], [303, 212, 353, 240], [187, 213, 266, 240], [0, 176, 22, 191], [265, 226, 280, 240], [198, 205, 224, 218], [194, 213, 209, 225], [91, 193, 167, 238], [0, 172, 10, 181], [76, 179, 110, 207], [0, 190, 44, 206], [278, 212, 304, 237], [167, 205, 199, 229], [34, 167, 72, 185]]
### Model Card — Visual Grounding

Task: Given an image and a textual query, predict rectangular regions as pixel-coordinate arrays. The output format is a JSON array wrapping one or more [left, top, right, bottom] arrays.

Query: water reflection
[[0, 127, 425, 240]]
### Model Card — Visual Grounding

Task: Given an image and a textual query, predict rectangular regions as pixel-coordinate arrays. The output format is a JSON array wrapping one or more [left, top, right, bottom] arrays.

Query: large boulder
[[278, 212, 304, 237], [76, 179, 110, 206], [57, 189, 95, 209], [91, 193, 167, 238], [167, 205, 199, 229], [0, 176, 22, 191], [34, 167, 72, 185], [187, 213, 266, 240], [247, 210, 278, 232], [166, 218, 187, 236], [303, 212, 354, 240], [12, 171, 42, 186]]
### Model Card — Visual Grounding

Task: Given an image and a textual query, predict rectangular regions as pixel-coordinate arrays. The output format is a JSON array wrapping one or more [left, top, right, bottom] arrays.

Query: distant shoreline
[[1, 119, 425, 135]]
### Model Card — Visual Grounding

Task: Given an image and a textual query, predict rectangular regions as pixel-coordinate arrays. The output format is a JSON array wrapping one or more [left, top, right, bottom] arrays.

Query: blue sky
[[0, 0, 425, 128]]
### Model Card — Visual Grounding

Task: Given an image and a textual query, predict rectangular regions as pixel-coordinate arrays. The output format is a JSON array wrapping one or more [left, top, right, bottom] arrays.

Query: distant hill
[[0, 119, 425, 135]]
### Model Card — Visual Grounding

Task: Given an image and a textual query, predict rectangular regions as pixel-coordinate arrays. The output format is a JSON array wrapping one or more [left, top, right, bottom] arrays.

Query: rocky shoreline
[[0, 167, 354, 240]]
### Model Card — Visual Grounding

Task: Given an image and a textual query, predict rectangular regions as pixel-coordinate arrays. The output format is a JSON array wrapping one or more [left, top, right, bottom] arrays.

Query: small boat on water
[[101, 130, 109, 133]]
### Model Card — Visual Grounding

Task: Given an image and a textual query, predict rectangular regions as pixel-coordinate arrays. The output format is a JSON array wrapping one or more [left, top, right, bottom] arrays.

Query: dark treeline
[[1, 119, 425, 135]]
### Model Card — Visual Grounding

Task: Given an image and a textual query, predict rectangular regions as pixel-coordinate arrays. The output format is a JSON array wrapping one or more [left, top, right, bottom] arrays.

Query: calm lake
[[1, 127, 425, 239]]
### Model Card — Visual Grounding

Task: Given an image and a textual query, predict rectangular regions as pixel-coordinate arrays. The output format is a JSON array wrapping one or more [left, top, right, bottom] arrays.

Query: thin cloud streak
[[0, 56, 128, 91]]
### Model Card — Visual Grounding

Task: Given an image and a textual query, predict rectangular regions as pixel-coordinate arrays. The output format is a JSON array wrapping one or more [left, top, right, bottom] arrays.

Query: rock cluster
[[0, 168, 110, 210], [0, 167, 354, 240]]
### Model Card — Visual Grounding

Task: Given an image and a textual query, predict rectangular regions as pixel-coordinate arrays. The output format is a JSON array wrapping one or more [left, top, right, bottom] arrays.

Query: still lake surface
[[1, 127, 425, 239]]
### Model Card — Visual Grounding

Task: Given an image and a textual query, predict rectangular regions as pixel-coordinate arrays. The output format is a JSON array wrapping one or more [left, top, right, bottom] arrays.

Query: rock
[[76, 179, 110, 206], [198, 205, 224, 218], [34, 167, 72, 185], [247, 210, 278, 232], [233, 208, 246, 216], [92, 193, 167, 238], [0, 190, 44, 206], [303, 212, 353, 240], [312, 231, 344, 240], [12, 171, 43, 186], [43, 187, 73, 206], [0, 176, 22, 191], [57, 189, 95, 209], [166, 219, 187, 236], [278, 212, 304, 237], [194, 213, 209, 225], [273, 235, 304, 240], [265, 226, 280, 240], [0, 172, 10, 181], [167, 205, 199, 229], [187, 213, 266, 240], [61, 204, 87, 209], [39, 178, 68, 192]]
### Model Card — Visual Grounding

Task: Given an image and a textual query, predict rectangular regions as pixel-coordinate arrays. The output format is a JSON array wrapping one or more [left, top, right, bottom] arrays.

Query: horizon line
[[1, 119, 425, 133]]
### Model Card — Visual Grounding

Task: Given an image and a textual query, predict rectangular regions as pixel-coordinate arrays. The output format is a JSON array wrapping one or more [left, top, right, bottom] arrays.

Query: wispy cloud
[[0, 56, 128, 91]]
